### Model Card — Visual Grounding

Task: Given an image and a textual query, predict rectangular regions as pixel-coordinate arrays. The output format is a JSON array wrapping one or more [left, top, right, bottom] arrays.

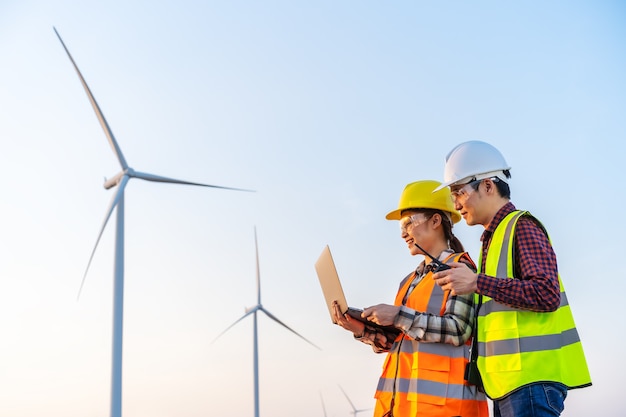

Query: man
[[431, 141, 591, 417]]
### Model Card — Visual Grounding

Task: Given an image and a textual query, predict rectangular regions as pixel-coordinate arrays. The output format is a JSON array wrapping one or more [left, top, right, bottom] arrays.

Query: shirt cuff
[[394, 306, 416, 333]]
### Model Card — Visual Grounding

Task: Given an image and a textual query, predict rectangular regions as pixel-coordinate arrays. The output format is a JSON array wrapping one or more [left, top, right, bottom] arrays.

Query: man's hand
[[432, 261, 478, 295]]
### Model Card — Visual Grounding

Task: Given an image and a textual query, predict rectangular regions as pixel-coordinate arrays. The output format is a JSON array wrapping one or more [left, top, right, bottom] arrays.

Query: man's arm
[[394, 293, 474, 346], [477, 216, 561, 311]]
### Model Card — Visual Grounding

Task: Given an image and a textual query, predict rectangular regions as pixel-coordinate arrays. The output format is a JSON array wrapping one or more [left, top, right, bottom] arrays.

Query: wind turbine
[[320, 391, 328, 417], [53, 27, 252, 417], [212, 227, 320, 417], [339, 385, 372, 417]]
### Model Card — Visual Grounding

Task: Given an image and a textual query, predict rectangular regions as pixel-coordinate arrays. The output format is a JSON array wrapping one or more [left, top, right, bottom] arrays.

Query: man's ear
[[484, 179, 495, 194]]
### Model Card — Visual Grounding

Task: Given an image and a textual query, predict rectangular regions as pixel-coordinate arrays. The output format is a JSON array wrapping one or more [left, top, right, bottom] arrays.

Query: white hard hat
[[435, 141, 511, 190]]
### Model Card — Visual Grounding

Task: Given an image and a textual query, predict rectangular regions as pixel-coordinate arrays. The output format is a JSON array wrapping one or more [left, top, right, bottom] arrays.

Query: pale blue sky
[[1, 1, 624, 416]]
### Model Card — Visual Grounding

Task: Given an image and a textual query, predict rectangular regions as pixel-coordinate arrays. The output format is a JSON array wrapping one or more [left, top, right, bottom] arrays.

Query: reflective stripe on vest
[[374, 253, 487, 417], [476, 210, 592, 400]]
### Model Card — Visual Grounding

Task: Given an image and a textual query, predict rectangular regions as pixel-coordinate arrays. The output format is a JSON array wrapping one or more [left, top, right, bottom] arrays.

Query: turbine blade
[[53, 27, 128, 170], [210, 310, 254, 345], [339, 385, 357, 411], [260, 307, 321, 350], [320, 392, 328, 417], [77, 175, 129, 300], [254, 226, 261, 305], [132, 170, 254, 192]]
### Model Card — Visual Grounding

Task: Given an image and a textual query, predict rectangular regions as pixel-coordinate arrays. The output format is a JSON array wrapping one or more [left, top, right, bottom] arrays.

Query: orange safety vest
[[374, 253, 488, 417]]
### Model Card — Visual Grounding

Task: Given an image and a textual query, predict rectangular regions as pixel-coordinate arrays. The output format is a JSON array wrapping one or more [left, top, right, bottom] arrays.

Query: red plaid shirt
[[477, 202, 561, 312]]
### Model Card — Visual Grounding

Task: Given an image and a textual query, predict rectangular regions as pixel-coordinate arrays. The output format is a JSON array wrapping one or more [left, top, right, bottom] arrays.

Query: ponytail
[[439, 212, 465, 253]]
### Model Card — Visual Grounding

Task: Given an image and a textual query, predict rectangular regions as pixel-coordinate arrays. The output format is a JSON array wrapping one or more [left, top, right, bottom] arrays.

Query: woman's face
[[399, 211, 432, 256]]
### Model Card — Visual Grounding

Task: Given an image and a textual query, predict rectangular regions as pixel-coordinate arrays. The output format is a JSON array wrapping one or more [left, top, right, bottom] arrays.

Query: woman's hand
[[362, 304, 400, 327], [332, 301, 365, 337]]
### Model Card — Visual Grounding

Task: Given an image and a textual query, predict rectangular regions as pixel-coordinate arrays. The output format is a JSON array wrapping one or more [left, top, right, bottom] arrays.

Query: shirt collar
[[416, 248, 455, 275], [480, 201, 516, 242]]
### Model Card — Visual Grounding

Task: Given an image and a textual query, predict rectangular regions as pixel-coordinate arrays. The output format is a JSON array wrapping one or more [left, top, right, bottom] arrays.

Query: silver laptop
[[315, 245, 396, 332]]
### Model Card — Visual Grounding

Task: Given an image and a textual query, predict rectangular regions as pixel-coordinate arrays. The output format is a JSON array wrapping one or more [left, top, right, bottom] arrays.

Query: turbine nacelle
[[104, 170, 131, 189], [245, 304, 261, 314]]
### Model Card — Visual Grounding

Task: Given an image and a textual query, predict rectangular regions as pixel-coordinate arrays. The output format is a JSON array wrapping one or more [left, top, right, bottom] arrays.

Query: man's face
[[450, 180, 482, 226]]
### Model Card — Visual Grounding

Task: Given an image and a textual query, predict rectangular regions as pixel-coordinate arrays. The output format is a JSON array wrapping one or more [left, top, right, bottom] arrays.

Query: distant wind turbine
[[212, 227, 320, 417], [320, 391, 328, 417], [53, 27, 252, 417], [339, 385, 372, 417]]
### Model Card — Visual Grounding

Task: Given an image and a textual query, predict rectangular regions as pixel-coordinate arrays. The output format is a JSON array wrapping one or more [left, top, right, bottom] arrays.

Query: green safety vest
[[476, 210, 592, 399]]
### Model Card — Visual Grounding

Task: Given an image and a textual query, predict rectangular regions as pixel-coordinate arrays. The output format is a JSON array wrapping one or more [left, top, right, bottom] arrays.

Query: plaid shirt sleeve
[[355, 295, 474, 352], [394, 293, 474, 346], [356, 256, 476, 352], [354, 325, 400, 353], [477, 208, 561, 312]]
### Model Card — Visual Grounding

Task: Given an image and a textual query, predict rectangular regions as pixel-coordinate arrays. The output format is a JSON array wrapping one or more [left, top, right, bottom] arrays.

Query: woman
[[333, 180, 487, 417]]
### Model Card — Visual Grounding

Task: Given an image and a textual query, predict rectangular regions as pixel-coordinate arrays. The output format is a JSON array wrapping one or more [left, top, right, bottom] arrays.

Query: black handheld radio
[[413, 242, 451, 272]]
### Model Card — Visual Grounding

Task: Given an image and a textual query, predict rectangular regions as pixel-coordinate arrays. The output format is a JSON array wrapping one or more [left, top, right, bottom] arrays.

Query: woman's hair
[[413, 208, 465, 253]]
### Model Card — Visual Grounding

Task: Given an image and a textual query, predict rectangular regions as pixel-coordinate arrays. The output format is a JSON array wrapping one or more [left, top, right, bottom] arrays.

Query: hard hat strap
[[454, 170, 507, 188]]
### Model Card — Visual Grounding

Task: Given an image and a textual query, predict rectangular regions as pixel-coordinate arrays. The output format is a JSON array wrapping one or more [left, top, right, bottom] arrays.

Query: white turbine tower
[[212, 227, 320, 417], [339, 385, 372, 417], [53, 27, 252, 417]]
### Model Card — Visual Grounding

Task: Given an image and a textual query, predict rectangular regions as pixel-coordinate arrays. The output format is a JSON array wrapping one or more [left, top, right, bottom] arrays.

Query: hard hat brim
[[434, 169, 511, 192], [386, 207, 461, 224]]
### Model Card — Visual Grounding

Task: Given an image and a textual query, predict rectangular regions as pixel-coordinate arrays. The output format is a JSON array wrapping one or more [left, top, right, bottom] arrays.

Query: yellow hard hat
[[386, 180, 461, 223]]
